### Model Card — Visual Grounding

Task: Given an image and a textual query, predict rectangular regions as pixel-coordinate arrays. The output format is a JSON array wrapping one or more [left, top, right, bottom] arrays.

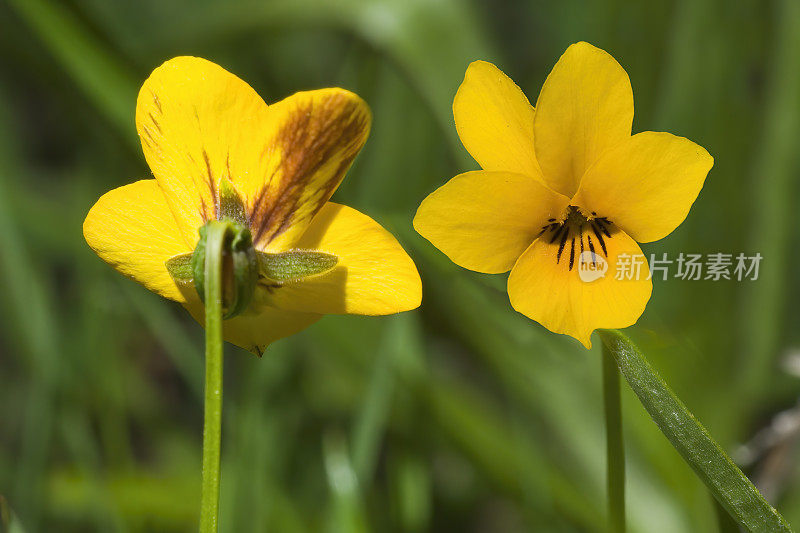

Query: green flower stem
[[602, 342, 625, 533], [199, 221, 227, 533], [599, 329, 793, 532]]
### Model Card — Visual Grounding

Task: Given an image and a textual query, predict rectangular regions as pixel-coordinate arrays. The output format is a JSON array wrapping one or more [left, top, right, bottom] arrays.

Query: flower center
[[537, 206, 613, 270]]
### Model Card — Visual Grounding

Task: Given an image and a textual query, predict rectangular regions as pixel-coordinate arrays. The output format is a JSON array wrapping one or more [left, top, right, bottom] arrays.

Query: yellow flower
[[84, 57, 422, 354], [414, 42, 713, 348]]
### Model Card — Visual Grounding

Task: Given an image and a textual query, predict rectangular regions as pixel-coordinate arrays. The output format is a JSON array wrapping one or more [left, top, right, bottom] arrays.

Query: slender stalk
[[602, 342, 625, 533], [200, 222, 227, 532], [599, 329, 793, 532]]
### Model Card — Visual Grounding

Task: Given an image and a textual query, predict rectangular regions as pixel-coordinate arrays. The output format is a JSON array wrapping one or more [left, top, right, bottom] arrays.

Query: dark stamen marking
[[569, 238, 576, 270], [141, 125, 156, 145], [549, 224, 565, 244], [595, 217, 612, 237], [148, 112, 162, 134], [202, 148, 218, 218], [590, 222, 608, 256], [556, 226, 569, 262], [587, 234, 596, 264]]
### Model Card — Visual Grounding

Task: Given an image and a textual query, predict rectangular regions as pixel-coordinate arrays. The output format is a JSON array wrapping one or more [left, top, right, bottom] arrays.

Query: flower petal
[[182, 291, 321, 355], [507, 227, 652, 348], [263, 202, 421, 315], [573, 132, 714, 243], [83, 179, 191, 302], [453, 61, 538, 177], [533, 42, 634, 197], [136, 56, 270, 241], [413, 171, 570, 274], [136, 57, 371, 250], [244, 89, 371, 251]]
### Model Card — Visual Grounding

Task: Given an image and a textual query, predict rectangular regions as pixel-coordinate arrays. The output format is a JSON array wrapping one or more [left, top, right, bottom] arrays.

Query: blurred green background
[[1, 0, 799, 531]]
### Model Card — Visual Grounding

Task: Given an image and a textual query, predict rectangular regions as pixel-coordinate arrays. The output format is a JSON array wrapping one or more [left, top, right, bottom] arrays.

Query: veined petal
[[453, 61, 539, 177], [244, 89, 371, 251], [83, 179, 191, 302], [181, 291, 320, 354], [533, 42, 634, 197], [414, 171, 570, 274], [507, 227, 652, 348], [262, 203, 421, 315], [136, 57, 371, 251], [136, 56, 271, 241], [573, 132, 714, 243]]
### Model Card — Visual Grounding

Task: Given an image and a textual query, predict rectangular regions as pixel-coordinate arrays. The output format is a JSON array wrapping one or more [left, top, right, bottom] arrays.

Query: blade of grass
[[323, 430, 369, 533], [740, 0, 800, 400], [599, 329, 792, 532], [0, 88, 60, 531], [351, 315, 406, 485], [389, 454, 430, 533], [0, 495, 27, 533], [123, 285, 204, 400], [7, 0, 138, 146]]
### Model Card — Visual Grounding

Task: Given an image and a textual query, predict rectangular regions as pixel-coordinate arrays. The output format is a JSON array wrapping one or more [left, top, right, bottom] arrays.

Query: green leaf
[[257, 251, 337, 283], [598, 329, 793, 533]]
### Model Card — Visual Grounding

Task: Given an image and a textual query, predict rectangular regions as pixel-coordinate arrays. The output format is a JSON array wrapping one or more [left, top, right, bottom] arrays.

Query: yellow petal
[[181, 291, 321, 354], [573, 132, 714, 243], [83, 179, 191, 302], [136, 56, 270, 241], [533, 42, 634, 197], [136, 57, 371, 250], [244, 89, 371, 251], [262, 202, 421, 315], [507, 226, 652, 348], [453, 61, 539, 177], [414, 171, 570, 274]]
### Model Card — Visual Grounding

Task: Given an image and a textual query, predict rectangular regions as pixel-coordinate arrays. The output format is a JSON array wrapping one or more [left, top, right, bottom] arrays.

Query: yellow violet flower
[[414, 42, 713, 348], [84, 57, 422, 354]]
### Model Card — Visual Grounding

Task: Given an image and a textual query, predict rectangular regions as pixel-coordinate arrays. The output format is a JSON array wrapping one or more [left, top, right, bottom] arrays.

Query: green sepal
[[219, 177, 248, 226], [226, 225, 258, 318], [257, 250, 338, 283], [189, 221, 258, 319], [165, 253, 194, 283], [191, 224, 209, 298]]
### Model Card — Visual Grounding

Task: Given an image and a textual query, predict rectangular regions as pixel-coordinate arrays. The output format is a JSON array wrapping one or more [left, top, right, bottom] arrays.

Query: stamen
[[535, 206, 615, 270]]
